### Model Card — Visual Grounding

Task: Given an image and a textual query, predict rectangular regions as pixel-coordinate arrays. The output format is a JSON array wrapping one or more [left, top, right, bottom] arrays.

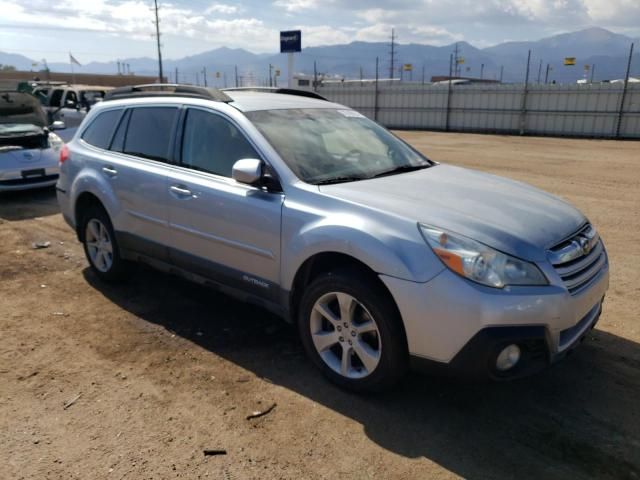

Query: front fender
[[281, 203, 445, 290]]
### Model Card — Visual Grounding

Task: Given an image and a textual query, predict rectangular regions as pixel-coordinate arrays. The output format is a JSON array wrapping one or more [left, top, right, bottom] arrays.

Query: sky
[[1, 0, 639, 63]]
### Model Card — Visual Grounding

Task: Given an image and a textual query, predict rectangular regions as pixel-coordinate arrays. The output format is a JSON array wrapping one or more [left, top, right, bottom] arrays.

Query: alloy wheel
[[310, 292, 382, 379]]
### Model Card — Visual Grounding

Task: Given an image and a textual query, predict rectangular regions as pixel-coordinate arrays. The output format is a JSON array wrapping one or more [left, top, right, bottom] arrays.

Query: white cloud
[[205, 3, 240, 15], [273, 0, 323, 12]]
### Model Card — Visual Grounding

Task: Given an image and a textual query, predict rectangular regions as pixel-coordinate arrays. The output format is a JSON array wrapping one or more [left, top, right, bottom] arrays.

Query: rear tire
[[80, 205, 128, 283], [298, 268, 408, 392]]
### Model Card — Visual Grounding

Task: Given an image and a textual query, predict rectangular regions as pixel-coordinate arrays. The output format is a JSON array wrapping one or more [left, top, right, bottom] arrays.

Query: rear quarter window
[[81, 109, 123, 149]]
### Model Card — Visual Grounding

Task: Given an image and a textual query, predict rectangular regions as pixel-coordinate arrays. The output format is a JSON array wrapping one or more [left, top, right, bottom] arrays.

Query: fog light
[[496, 344, 521, 371]]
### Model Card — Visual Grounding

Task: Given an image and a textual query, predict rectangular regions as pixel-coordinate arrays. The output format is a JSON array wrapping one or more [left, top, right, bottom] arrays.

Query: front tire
[[298, 268, 408, 392], [80, 206, 128, 282]]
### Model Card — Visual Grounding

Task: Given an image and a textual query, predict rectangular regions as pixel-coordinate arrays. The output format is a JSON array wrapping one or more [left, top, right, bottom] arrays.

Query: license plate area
[[21, 168, 45, 178]]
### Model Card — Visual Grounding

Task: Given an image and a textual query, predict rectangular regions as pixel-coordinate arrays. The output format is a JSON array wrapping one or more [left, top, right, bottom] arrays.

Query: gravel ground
[[1, 132, 639, 480]]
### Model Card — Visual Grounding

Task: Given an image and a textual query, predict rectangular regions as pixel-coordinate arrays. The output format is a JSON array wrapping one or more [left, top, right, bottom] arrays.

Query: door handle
[[170, 185, 193, 197], [102, 166, 117, 177]]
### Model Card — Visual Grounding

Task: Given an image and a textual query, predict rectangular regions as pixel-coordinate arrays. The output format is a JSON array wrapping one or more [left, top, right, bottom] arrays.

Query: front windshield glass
[[245, 108, 432, 184]]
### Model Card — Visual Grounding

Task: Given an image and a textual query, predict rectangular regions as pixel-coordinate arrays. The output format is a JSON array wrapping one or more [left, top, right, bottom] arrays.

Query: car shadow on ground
[[0, 187, 60, 221], [84, 266, 640, 480]]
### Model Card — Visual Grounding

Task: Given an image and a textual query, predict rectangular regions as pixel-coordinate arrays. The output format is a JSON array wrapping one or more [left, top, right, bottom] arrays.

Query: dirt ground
[[1, 132, 639, 480]]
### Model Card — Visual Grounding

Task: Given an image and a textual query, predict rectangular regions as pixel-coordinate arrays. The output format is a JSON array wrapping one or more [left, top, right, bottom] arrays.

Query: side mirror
[[50, 120, 66, 130], [232, 158, 263, 186], [65, 98, 77, 109]]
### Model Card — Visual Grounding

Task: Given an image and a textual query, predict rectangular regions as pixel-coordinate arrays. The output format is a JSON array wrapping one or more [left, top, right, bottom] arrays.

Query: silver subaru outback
[[56, 84, 609, 391]]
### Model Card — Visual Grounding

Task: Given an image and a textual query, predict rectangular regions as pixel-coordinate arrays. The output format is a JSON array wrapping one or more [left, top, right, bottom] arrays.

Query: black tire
[[80, 205, 129, 283], [298, 267, 408, 392]]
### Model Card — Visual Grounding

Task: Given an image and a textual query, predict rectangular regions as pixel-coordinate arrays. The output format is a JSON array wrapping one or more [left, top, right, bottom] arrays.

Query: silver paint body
[[56, 92, 609, 363]]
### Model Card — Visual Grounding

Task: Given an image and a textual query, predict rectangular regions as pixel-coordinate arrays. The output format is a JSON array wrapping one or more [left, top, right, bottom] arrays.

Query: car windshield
[[245, 108, 432, 184]]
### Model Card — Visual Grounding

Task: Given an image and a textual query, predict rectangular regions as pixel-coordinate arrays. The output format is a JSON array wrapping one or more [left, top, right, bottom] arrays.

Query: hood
[[0, 91, 48, 128], [319, 164, 586, 262]]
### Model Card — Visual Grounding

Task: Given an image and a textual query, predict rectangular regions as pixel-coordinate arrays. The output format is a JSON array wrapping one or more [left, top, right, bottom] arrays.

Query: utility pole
[[545, 63, 550, 84], [616, 43, 634, 138], [117, 61, 121, 75], [234, 65, 238, 87], [537, 59, 542, 83], [389, 28, 396, 79], [590, 64, 595, 83], [152, 0, 164, 83], [196, 71, 199, 86], [453, 43, 460, 77], [175, 67, 178, 83], [313, 60, 318, 91], [480, 63, 485, 80], [500, 65, 504, 83], [422, 62, 425, 85], [446, 53, 453, 131], [202, 67, 207, 87], [359, 65, 363, 84], [374, 56, 379, 121], [269, 64, 273, 87], [520, 49, 532, 135]]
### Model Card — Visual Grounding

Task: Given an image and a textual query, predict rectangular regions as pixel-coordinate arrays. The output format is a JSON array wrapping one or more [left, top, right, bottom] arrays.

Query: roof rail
[[103, 83, 232, 102], [222, 87, 328, 101]]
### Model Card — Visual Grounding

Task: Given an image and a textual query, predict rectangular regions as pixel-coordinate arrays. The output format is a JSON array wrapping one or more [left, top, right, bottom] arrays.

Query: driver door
[[166, 107, 284, 301]]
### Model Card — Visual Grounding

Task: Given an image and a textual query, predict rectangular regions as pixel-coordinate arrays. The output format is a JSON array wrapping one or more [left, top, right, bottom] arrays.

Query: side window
[[65, 90, 78, 105], [123, 107, 178, 162], [81, 109, 122, 149], [49, 89, 64, 107], [109, 109, 130, 152], [181, 109, 259, 177]]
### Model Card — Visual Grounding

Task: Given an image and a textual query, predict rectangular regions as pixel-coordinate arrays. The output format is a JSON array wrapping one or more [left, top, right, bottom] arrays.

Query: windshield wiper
[[314, 175, 368, 185], [370, 164, 431, 179]]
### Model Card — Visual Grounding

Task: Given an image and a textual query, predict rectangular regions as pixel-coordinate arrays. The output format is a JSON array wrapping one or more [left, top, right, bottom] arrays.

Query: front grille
[[548, 224, 606, 295]]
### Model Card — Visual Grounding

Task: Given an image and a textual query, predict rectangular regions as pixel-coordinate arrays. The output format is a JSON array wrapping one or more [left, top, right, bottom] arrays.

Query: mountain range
[[1, 27, 638, 85]]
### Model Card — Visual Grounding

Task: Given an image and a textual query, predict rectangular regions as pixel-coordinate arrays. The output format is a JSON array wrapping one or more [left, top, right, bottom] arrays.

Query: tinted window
[[49, 89, 64, 107], [81, 109, 122, 149], [124, 107, 178, 162], [181, 109, 259, 177], [109, 109, 130, 152]]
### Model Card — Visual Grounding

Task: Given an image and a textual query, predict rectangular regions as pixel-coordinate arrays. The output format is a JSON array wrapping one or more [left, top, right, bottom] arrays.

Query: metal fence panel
[[317, 82, 640, 139]]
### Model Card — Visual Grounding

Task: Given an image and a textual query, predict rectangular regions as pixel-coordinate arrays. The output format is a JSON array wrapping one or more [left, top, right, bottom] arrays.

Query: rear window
[[81, 109, 122, 149], [123, 107, 178, 162]]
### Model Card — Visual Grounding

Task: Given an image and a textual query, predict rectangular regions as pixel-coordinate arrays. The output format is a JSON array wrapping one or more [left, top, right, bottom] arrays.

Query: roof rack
[[222, 87, 328, 101], [103, 84, 232, 102]]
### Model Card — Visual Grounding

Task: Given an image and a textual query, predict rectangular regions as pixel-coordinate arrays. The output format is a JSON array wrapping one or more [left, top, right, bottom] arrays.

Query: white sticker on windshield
[[338, 109, 365, 118]]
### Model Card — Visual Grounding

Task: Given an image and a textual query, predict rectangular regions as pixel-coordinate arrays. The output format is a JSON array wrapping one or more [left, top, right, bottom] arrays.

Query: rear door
[[166, 107, 283, 300], [81, 105, 179, 259]]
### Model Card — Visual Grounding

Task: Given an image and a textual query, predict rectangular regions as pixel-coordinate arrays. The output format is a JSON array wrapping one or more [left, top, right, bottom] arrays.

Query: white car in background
[[0, 91, 65, 191], [43, 84, 112, 128]]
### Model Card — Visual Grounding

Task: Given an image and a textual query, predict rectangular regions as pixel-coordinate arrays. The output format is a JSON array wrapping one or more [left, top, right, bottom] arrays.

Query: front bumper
[[381, 257, 609, 378]]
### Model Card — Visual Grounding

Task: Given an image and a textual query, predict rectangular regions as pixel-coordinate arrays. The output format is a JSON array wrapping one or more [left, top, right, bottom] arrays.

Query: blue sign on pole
[[280, 30, 302, 53]]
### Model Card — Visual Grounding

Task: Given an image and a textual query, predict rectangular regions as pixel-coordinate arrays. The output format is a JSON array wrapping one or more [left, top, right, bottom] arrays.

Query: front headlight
[[419, 224, 548, 288], [48, 132, 64, 153]]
